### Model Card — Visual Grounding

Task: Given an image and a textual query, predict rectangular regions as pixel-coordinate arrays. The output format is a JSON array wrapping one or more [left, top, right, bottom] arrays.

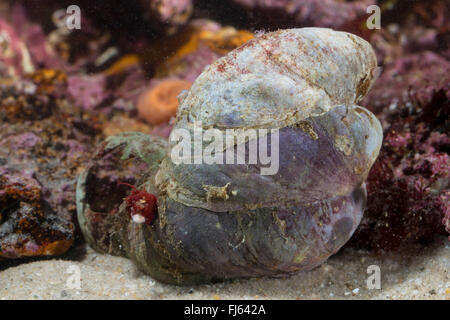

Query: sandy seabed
[[1, 237, 449, 300]]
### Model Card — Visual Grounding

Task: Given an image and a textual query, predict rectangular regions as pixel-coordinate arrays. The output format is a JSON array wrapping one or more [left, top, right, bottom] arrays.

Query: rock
[[0, 73, 100, 259]]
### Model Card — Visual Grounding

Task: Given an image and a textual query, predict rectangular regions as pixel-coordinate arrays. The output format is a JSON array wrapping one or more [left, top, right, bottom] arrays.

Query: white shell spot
[[132, 214, 146, 224]]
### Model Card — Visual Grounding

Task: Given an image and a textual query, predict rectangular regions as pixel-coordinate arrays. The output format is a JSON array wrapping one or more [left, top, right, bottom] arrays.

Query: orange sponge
[[137, 79, 191, 125]]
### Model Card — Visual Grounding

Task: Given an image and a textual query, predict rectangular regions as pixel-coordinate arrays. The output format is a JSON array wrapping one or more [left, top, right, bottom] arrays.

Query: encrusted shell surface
[[177, 28, 378, 129], [77, 28, 383, 285]]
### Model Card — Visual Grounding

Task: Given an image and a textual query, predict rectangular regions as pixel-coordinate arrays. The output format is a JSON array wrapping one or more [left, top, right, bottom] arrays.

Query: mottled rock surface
[[0, 74, 100, 258]]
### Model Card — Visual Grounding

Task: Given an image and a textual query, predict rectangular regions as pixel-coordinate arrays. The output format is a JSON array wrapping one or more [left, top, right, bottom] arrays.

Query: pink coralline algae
[[348, 0, 450, 249], [350, 80, 450, 250], [0, 5, 66, 78], [67, 74, 109, 111], [444, 197, 450, 236], [363, 52, 450, 117], [0, 19, 34, 77]]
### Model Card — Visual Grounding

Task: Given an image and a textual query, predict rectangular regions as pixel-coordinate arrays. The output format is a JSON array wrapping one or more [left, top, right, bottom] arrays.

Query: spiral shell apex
[[77, 28, 383, 285]]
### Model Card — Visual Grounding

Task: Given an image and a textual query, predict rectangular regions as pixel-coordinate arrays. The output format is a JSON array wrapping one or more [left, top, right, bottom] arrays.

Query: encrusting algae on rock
[[0, 70, 101, 259], [77, 27, 383, 285]]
